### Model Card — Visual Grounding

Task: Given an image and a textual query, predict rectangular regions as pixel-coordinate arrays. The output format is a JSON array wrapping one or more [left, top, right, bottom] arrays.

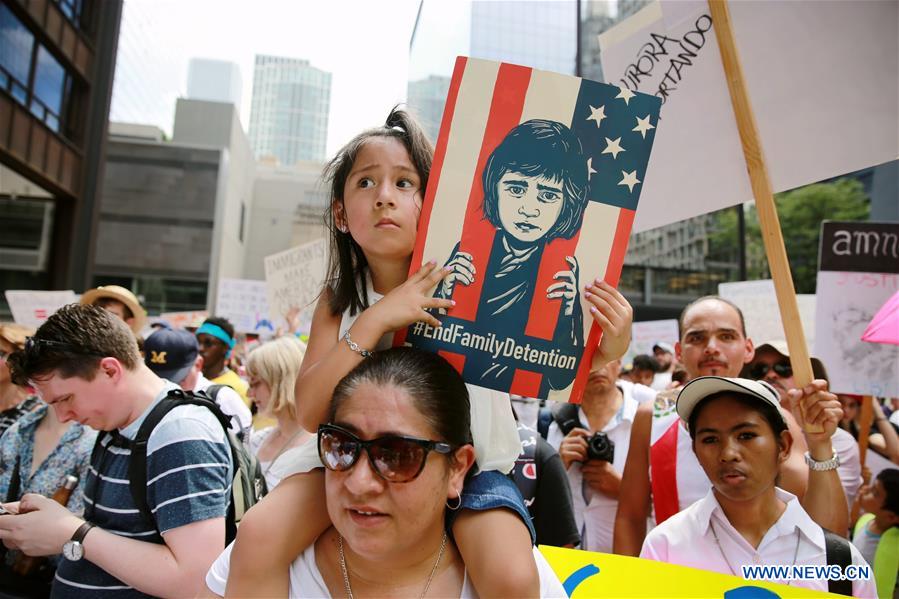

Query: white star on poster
[[618, 170, 641, 192], [633, 115, 655, 139], [602, 137, 625, 159], [587, 157, 597, 180], [615, 86, 636, 105], [586, 105, 606, 128]]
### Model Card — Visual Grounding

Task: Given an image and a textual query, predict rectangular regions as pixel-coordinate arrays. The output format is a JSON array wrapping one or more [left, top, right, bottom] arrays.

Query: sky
[[110, 0, 422, 156]]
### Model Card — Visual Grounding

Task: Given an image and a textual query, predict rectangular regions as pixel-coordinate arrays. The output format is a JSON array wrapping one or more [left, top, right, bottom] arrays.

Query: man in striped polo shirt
[[0, 304, 232, 598]]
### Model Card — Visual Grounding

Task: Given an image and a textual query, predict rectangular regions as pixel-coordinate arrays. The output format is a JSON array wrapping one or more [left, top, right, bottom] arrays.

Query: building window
[[31, 46, 68, 132], [0, 3, 34, 105], [54, 0, 84, 27]]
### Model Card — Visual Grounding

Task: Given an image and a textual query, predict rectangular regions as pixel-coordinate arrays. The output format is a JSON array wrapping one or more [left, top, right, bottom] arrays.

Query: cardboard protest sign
[[264, 238, 327, 332], [397, 57, 661, 402], [814, 221, 899, 397], [538, 545, 829, 598], [157, 310, 208, 330], [719, 280, 816, 349], [215, 278, 281, 336], [599, 0, 898, 232], [625, 319, 678, 365], [4, 290, 78, 329]]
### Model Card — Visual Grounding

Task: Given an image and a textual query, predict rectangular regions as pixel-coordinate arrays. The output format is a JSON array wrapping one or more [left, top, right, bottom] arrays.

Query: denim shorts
[[445, 469, 536, 544]]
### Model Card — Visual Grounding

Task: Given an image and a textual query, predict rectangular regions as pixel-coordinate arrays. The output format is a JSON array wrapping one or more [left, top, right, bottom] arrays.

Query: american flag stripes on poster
[[397, 57, 661, 403]]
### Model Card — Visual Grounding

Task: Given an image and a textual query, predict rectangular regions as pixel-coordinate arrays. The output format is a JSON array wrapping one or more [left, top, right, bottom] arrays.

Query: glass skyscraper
[[248, 55, 331, 165]]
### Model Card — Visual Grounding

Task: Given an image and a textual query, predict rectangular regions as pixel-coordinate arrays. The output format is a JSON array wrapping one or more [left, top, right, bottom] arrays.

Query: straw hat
[[80, 285, 147, 334]]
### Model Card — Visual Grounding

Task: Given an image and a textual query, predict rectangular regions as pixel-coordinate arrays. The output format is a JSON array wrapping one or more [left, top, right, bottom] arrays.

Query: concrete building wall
[[244, 162, 327, 280]]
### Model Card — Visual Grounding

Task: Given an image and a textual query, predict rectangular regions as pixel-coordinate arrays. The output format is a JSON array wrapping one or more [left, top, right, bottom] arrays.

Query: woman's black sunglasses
[[318, 424, 456, 483], [749, 361, 793, 379]]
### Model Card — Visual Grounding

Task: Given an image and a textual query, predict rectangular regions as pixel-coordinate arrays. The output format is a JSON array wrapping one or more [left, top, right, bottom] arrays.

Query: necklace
[[710, 518, 801, 584], [338, 531, 447, 599]]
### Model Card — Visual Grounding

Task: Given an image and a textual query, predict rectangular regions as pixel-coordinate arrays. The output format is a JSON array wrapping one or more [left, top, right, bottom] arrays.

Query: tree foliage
[[710, 178, 870, 293]]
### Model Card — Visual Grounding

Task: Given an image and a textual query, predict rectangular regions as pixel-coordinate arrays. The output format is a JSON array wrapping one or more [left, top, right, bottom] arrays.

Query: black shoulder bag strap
[[551, 402, 585, 437], [822, 528, 853, 596]]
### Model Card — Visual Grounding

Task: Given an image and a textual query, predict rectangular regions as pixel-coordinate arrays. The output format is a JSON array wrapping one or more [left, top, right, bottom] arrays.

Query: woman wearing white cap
[[640, 377, 876, 597]]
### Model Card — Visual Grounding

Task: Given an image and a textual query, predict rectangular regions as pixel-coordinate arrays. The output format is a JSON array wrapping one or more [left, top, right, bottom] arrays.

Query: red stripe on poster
[[408, 56, 467, 276], [525, 234, 581, 339], [603, 208, 635, 286], [511, 368, 542, 398], [438, 350, 466, 375], [567, 207, 637, 403], [449, 63, 532, 322], [397, 57, 468, 349]]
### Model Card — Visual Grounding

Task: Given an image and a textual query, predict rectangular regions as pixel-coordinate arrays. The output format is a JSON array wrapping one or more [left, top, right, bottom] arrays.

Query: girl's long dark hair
[[322, 107, 433, 317]]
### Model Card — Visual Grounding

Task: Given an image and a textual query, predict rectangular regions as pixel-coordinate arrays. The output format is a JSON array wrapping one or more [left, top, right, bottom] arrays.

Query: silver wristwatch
[[804, 451, 840, 471], [62, 521, 95, 561]]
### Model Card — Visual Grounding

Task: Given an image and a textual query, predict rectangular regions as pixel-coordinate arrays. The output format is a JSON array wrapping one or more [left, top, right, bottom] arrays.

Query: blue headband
[[197, 323, 236, 357]]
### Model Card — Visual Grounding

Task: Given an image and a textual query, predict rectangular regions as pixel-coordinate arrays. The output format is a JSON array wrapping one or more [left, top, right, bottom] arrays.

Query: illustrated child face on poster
[[484, 119, 589, 246]]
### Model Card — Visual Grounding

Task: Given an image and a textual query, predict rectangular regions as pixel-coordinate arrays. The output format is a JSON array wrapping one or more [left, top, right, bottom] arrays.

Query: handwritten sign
[[263, 239, 327, 325], [157, 310, 209, 330], [4, 290, 78, 329], [215, 278, 281, 336], [719, 280, 816, 350], [814, 221, 899, 397], [626, 319, 678, 364], [599, 0, 898, 232], [398, 57, 660, 402]]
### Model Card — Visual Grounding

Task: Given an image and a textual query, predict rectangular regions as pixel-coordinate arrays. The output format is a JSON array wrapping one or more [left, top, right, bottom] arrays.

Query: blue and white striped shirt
[[52, 383, 232, 598]]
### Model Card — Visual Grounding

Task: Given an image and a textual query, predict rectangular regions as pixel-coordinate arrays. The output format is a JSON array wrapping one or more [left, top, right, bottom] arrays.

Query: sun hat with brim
[[676, 376, 786, 430], [753, 340, 829, 382], [80, 285, 147, 334]]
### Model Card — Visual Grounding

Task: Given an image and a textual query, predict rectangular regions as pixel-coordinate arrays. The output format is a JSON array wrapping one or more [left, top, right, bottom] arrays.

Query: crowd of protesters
[[0, 111, 896, 598]]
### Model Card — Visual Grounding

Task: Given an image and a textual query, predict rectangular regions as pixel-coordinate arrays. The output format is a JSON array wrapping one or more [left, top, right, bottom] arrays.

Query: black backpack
[[96, 388, 267, 544]]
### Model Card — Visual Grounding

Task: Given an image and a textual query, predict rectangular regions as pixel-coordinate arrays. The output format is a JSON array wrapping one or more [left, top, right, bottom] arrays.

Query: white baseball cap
[[676, 376, 786, 430]]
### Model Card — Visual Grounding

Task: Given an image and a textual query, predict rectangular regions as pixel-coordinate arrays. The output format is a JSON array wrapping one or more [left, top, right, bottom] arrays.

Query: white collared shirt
[[547, 383, 639, 552], [194, 372, 253, 435], [641, 488, 877, 597]]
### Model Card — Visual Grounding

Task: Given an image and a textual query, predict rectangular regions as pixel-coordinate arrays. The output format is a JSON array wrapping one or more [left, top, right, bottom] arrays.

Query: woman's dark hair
[[687, 391, 789, 445], [481, 119, 588, 242], [877, 468, 899, 521], [329, 347, 471, 449], [323, 107, 433, 317]]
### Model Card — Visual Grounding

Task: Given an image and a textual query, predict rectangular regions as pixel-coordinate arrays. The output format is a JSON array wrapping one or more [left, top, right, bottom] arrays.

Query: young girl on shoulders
[[225, 107, 633, 597]]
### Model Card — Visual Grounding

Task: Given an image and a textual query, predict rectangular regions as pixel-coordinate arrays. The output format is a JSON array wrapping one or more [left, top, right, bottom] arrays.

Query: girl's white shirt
[[206, 540, 567, 598], [273, 274, 521, 479]]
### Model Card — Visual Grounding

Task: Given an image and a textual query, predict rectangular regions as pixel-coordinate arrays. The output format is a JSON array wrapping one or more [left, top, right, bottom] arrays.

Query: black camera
[[585, 432, 615, 463]]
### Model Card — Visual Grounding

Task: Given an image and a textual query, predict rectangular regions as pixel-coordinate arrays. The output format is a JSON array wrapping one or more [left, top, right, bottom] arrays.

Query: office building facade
[[0, 0, 122, 316], [248, 55, 331, 165]]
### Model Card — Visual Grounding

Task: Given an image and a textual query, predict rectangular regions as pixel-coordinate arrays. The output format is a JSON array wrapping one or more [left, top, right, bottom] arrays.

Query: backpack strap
[[204, 384, 225, 402], [128, 389, 233, 530], [822, 528, 853, 596]]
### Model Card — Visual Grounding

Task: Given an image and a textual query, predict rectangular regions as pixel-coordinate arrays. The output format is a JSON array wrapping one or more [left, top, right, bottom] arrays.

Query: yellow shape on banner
[[538, 546, 834, 598]]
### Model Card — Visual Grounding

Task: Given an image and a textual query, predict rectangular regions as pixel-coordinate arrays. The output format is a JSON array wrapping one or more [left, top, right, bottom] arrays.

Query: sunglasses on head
[[24, 337, 103, 357], [749, 361, 793, 379], [317, 424, 456, 483]]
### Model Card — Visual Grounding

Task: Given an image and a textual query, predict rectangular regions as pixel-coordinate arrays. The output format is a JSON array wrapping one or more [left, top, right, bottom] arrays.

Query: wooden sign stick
[[850, 396, 875, 523], [707, 0, 820, 431]]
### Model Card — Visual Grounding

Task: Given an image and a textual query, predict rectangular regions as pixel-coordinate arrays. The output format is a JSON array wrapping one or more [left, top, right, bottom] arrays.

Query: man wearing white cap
[[615, 296, 847, 556], [651, 341, 675, 390], [641, 377, 875, 598], [80, 285, 146, 336], [745, 340, 862, 508]]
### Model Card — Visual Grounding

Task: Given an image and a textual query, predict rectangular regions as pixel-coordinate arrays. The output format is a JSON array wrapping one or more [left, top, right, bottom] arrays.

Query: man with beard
[[614, 296, 847, 556]]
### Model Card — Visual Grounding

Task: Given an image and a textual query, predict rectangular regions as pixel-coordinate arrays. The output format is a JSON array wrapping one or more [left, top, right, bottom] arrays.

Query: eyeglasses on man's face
[[317, 423, 456, 483]]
